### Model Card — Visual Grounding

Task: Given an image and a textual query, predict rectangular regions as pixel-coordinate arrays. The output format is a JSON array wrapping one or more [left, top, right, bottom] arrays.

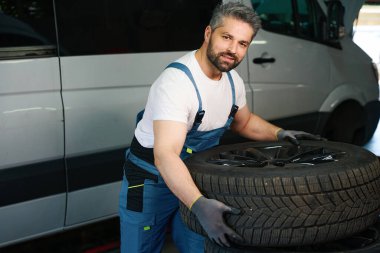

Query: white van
[[0, 0, 378, 247]]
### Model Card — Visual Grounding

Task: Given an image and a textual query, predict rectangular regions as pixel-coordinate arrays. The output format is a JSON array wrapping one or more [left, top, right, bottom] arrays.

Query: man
[[119, 2, 319, 252]]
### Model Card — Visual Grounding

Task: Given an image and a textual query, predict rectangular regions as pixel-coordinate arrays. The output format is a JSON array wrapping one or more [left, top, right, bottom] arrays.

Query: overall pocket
[[123, 160, 158, 212]]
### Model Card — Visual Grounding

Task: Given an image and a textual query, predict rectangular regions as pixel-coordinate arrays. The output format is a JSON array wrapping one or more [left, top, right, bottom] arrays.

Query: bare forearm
[[154, 151, 202, 208], [232, 113, 281, 141]]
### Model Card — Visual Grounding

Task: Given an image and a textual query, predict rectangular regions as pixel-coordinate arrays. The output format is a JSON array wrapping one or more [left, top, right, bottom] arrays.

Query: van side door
[[248, 0, 331, 132], [0, 0, 65, 246]]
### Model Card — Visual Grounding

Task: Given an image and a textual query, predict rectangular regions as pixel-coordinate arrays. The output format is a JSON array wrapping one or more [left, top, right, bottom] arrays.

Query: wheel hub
[[207, 144, 346, 167]]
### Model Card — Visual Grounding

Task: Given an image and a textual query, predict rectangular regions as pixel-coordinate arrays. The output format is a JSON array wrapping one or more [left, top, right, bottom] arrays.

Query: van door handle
[[253, 57, 275, 64]]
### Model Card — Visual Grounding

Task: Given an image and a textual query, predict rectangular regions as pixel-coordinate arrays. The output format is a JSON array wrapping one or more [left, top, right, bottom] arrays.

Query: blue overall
[[119, 62, 238, 253]]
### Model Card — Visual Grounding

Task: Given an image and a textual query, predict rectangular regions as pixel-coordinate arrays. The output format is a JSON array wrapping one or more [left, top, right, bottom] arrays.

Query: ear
[[204, 26, 212, 43]]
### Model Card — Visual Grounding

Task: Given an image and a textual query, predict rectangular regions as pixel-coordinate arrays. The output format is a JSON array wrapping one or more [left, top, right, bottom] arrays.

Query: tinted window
[[55, 0, 220, 56], [0, 0, 57, 58], [252, 0, 322, 41], [296, 0, 316, 38], [252, 0, 296, 36]]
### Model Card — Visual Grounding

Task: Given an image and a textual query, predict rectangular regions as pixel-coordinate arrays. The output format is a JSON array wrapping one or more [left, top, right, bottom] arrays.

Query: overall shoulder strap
[[166, 62, 205, 129], [166, 62, 203, 112], [226, 71, 239, 121], [226, 71, 236, 106]]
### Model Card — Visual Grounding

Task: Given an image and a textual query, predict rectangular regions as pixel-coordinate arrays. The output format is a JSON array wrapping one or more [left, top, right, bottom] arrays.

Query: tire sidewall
[[185, 140, 378, 178]]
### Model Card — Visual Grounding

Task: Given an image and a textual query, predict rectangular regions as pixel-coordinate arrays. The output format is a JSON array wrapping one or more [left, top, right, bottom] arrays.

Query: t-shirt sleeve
[[149, 68, 194, 123], [232, 71, 247, 109]]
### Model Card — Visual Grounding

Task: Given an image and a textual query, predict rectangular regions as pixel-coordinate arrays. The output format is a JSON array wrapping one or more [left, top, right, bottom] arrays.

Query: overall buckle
[[229, 105, 239, 118], [194, 110, 205, 124]]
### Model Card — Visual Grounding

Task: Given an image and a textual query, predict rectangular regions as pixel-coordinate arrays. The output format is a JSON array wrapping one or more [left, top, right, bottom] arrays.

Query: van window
[[0, 0, 57, 59], [55, 0, 220, 56], [252, 0, 296, 36], [296, 0, 316, 38], [251, 0, 324, 42]]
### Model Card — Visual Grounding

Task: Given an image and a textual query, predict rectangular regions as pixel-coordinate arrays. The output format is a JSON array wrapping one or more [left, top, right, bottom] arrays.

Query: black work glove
[[191, 196, 243, 247], [277, 129, 323, 146]]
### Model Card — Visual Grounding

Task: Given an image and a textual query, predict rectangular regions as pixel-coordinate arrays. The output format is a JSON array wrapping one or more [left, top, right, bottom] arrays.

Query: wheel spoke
[[207, 144, 346, 167]]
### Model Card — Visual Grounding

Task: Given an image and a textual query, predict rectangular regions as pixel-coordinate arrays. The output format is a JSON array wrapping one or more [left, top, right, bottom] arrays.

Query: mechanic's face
[[206, 17, 253, 72]]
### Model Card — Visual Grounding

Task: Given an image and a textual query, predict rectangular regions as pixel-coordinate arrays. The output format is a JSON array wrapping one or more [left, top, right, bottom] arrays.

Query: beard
[[206, 38, 242, 72]]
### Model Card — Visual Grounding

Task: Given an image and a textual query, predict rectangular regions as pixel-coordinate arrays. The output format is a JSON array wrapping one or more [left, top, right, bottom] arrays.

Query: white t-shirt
[[135, 51, 247, 148]]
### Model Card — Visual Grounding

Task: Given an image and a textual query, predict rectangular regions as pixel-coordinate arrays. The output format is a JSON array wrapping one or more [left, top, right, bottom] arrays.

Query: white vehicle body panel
[[0, 58, 64, 246], [61, 52, 186, 156], [0, 195, 65, 246], [0, 59, 63, 167], [66, 182, 121, 225], [248, 30, 331, 119], [319, 37, 378, 111]]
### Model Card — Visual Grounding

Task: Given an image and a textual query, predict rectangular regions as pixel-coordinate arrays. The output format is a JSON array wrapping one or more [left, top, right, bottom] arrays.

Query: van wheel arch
[[322, 100, 367, 145]]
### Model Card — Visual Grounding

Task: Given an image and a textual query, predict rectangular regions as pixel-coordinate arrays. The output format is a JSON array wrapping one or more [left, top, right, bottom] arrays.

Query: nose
[[227, 41, 238, 54]]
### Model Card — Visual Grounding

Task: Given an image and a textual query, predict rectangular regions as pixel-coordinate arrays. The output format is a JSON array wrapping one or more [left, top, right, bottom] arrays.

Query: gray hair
[[209, 2, 261, 38]]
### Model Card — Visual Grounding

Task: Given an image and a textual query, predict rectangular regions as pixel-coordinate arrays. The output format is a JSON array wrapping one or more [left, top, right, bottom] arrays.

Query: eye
[[222, 35, 231, 40], [239, 42, 249, 48]]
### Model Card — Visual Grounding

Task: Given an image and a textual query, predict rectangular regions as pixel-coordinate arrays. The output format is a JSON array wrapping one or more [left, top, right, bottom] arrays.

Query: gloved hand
[[277, 129, 323, 146], [190, 196, 243, 247]]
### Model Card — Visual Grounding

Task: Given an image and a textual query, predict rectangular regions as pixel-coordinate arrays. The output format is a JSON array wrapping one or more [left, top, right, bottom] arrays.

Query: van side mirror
[[326, 0, 345, 41]]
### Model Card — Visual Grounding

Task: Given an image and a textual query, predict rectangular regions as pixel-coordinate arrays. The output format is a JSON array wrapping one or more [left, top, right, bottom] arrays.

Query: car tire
[[179, 141, 380, 247], [204, 218, 380, 252]]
